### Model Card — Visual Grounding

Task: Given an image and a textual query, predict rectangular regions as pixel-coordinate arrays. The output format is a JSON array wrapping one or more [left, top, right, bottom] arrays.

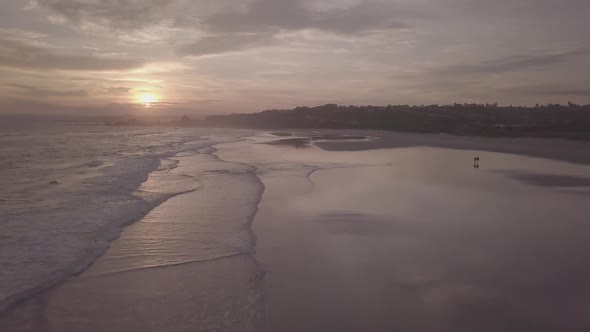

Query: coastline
[[2, 130, 590, 331], [0, 135, 220, 314], [0, 142, 267, 331]]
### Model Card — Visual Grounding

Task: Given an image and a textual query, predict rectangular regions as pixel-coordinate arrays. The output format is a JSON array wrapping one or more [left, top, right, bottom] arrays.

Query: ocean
[[0, 119, 255, 312]]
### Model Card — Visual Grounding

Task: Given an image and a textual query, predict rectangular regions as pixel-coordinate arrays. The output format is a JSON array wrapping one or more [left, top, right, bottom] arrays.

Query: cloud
[[0, 27, 47, 39], [501, 85, 590, 97], [8, 0, 589, 110], [440, 48, 589, 75], [200, 0, 407, 35], [34, 0, 411, 55], [176, 32, 278, 57], [442, 0, 590, 16], [0, 36, 148, 71], [3, 83, 88, 97], [104, 86, 132, 94], [35, 0, 408, 34], [178, 0, 410, 56], [32, 0, 177, 31], [148, 99, 219, 106]]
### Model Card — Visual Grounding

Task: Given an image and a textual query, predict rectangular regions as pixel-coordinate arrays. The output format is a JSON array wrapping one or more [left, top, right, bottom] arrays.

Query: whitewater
[[0, 120, 256, 312]]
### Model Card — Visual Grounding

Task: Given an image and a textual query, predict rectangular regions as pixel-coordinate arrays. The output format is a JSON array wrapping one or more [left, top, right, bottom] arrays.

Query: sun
[[137, 93, 158, 107]]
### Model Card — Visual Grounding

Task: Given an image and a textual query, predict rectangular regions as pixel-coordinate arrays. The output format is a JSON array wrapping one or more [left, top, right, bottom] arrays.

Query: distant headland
[[112, 103, 590, 140]]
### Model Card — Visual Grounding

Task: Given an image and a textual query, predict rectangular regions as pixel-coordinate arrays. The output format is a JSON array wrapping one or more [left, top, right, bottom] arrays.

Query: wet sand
[[2, 131, 590, 331], [270, 130, 590, 165], [219, 134, 590, 332]]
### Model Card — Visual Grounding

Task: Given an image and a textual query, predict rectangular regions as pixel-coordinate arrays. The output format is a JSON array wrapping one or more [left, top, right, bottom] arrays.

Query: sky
[[0, 0, 589, 115]]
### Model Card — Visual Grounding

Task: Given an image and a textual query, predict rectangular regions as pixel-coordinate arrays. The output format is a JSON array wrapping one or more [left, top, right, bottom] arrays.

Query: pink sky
[[1, 0, 589, 115]]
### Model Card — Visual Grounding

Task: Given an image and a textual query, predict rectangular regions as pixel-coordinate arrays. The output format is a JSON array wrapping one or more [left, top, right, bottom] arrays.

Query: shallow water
[[1, 145, 265, 332], [0, 123, 251, 312]]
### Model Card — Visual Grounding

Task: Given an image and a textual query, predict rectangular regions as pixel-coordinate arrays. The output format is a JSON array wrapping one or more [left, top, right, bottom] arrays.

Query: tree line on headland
[[115, 103, 590, 140], [195, 103, 590, 140]]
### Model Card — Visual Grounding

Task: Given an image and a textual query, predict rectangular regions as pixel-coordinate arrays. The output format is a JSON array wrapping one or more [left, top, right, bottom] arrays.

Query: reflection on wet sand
[[495, 170, 590, 187], [218, 137, 590, 332]]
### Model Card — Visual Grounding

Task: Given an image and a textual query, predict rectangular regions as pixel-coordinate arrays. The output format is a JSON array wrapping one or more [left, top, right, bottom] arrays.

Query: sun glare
[[137, 93, 158, 107]]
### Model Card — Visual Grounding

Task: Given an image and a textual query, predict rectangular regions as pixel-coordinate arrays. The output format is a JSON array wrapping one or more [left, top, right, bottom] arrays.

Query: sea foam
[[0, 125, 247, 312]]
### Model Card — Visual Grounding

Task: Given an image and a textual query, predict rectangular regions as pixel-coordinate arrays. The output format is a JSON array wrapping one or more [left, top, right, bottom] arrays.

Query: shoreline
[[0, 131, 258, 316], [0, 142, 267, 331], [265, 129, 590, 165], [2, 130, 590, 331], [0, 135, 257, 312], [0, 139, 211, 314]]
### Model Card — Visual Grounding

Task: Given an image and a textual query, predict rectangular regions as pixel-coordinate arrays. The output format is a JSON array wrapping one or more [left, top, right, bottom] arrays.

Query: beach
[[220, 133, 590, 331], [2, 130, 590, 331]]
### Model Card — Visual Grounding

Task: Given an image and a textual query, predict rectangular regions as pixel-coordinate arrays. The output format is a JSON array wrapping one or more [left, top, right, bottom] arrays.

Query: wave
[[85, 252, 253, 277], [0, 133, 232, 313], [0, 185, 196, 313]]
